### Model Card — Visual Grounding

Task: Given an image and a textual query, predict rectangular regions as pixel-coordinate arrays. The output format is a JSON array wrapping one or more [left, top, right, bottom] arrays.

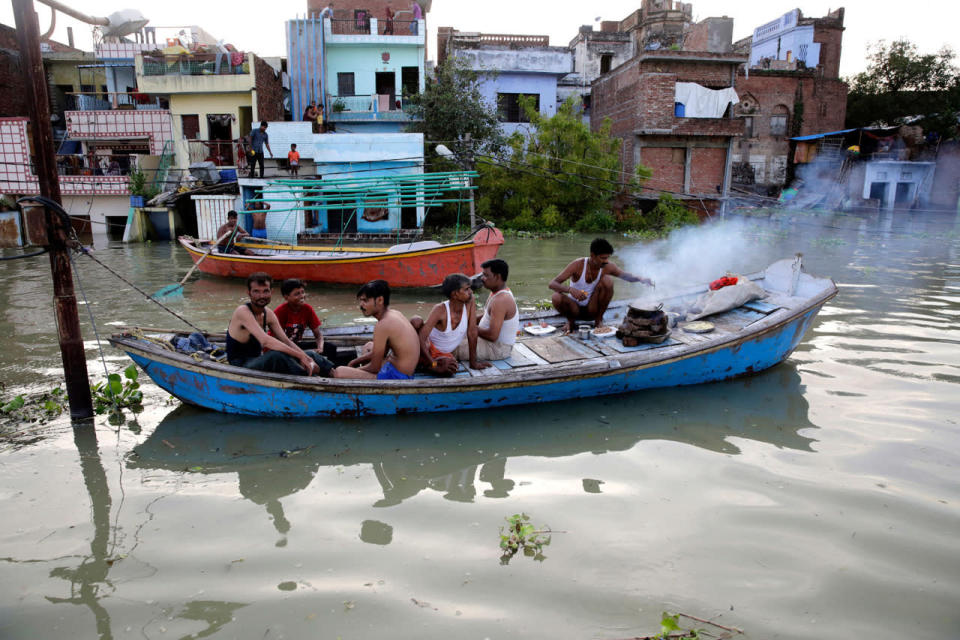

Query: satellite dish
[[101, 9, 149, 38]]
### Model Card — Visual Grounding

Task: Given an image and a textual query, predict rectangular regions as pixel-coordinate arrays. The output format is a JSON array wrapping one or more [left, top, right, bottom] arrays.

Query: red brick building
[[591, 47, 745, 208], [731, 8, 847, 189]]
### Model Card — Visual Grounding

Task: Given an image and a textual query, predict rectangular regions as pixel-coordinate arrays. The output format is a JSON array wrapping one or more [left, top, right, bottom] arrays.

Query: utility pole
[[464, 133, 476, 229], [13, 0, 94, 420]]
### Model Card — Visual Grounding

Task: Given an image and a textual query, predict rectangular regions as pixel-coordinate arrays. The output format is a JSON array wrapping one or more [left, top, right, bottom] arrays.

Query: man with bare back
[[333, 280, 420, 380]]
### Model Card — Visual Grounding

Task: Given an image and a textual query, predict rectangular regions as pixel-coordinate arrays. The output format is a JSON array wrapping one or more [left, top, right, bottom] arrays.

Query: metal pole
[[14, 0, 94, 420], [465, 134, 476, 228]]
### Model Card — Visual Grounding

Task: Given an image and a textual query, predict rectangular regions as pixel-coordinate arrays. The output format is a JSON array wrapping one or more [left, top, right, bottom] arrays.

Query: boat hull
[[118, 300, 827, 418], [180, 226, 504, 287]]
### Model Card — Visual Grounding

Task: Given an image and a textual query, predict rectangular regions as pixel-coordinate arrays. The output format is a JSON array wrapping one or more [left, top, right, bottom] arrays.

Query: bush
[[575, 211, 616, 232]]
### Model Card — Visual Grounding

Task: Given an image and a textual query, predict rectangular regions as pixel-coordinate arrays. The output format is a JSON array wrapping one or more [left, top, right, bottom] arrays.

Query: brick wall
[[306, 0, 424, 20], [642, 147, 685, 193], [254, 56, 285, 122], [734, 70, 847, 184], [689, 146, 726, 194], [637, 72, 676, 131]]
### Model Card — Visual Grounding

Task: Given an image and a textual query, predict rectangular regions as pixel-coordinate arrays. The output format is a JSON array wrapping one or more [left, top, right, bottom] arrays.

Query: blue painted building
[[286, 11, 425, 134], [440, 32, 573, 137]]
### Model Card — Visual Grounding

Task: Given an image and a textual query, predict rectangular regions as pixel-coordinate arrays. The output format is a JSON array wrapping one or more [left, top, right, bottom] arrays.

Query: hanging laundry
[[674, 82, 739, 118]]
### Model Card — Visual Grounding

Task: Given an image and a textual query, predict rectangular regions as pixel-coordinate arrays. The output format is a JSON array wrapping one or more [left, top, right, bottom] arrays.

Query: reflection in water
[[128, 364, 817, 527], [39, 427, 250, 640], [359, 520, 394, 545]]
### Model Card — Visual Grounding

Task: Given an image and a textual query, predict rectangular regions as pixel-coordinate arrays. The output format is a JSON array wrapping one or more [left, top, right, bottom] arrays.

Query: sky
[[1, 0, 957, 79]]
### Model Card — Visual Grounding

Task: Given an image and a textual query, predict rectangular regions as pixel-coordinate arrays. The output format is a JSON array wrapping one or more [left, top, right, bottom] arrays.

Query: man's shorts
[[377, 361, 414, 380], [251, 228, 268, 239]]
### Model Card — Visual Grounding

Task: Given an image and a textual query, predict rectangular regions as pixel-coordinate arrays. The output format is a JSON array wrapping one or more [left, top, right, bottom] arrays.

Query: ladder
[[151, 140, 174, 193]]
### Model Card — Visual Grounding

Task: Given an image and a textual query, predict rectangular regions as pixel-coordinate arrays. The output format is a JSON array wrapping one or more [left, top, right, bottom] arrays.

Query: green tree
[[405, 58, 503, 157], [476, 96, 651, 231], [846, 39, 960, 134]]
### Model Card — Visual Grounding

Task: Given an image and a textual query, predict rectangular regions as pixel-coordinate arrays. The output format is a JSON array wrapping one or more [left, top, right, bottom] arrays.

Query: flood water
[[1, 209, 959, 640]]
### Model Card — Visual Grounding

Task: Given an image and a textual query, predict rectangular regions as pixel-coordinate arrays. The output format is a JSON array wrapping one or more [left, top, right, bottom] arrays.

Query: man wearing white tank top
[[549, 237, 654, 332], [453, 258, 519, 361], [417, 273, 491, 376]]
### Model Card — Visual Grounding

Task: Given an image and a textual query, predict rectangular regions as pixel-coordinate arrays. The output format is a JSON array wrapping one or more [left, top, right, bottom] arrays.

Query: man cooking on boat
[[333, 280, 420, 380], [454, 258, 518, 361], [549, 238, 654, 333], [227, 272, 335, 376]]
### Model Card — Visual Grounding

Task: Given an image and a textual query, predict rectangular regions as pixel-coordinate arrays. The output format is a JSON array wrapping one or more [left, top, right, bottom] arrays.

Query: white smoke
[[617, 218, 778, 302]]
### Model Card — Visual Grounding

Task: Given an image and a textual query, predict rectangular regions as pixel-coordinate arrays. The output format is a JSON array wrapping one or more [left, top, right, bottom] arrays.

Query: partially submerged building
[[731, 8, 848, 190], [590, 1, 745, 211]]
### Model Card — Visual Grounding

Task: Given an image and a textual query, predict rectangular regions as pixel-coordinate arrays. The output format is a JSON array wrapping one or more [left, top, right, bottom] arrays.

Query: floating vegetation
[[1, 386, 66, 425], [498, 513, 556, 564], [631, 612, 744, 640], [91, 365, 144, 423]]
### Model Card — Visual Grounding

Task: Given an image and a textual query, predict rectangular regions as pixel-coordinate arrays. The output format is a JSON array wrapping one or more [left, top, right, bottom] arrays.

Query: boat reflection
[[129, 364, 818, 517]]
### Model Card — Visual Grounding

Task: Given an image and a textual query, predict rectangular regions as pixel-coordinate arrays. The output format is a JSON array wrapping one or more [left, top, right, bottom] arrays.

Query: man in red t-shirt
[[273, 278, 323, 350]]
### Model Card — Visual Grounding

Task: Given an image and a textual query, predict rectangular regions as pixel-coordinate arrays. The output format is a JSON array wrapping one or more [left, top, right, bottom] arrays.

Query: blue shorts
[[377, 361, 413, 380], [251, 228, 268, 239]]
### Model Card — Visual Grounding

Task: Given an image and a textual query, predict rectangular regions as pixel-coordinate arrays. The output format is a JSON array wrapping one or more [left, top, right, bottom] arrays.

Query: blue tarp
[[790, 128, 858, 141]]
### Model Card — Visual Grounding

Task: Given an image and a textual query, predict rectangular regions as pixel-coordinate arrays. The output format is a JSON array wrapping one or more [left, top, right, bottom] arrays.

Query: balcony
[[186, 139, 239, 167], [65, 92, 167, 112], [136, 53, 256, 95], [327, 94, 419, 122], [141, 52, 249, 76], [324, 17, 424, 45]]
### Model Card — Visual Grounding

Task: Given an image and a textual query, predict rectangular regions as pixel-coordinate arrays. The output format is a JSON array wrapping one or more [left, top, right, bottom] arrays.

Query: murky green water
[[1, 210, 959, 639]]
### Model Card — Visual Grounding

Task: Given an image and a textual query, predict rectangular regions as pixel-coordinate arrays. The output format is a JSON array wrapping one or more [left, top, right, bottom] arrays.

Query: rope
[[69, 251, 110, 379], [76, 247, 205, 333], [0, 247, 48, 261]]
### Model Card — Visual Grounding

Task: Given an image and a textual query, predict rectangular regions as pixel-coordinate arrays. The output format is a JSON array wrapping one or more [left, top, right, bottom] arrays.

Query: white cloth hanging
[[674, 82, 739, 118]]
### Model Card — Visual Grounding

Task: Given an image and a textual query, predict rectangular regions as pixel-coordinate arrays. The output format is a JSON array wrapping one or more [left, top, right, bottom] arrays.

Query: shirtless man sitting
[[453, 259, 518, 361], [416, 273, 490, 376], [333, 280, 420, 380], [226, 272, 334, 376], [549, 237, 654, 332], [216, 210, 251, 254]]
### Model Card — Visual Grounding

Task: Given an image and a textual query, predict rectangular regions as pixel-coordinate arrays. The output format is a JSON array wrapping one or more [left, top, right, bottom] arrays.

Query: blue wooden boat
[[109, 258, 837, 418]]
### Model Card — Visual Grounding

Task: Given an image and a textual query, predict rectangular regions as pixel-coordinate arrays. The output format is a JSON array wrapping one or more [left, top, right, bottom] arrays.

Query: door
[[401, 66, 419, 98], [894, 182, 913, 206], [206, 114, 234, 165], [376, 71, 396, 109]]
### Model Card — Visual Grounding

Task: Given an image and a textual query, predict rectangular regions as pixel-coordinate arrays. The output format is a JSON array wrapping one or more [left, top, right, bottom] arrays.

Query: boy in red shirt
[[287, 143, 300, 176], [273, 278, 323, 350]]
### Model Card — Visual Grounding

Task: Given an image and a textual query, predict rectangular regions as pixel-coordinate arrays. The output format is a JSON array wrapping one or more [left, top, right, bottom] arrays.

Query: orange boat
[[177, 225, 504, 288]]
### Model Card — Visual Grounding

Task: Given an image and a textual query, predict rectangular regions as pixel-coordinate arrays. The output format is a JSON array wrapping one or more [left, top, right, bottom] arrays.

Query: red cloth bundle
[[709, 276, 738, 291]]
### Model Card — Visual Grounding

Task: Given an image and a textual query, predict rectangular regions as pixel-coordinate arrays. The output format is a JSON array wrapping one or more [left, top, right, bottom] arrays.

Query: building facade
[[288, 1, 427, 133], [438, 30, 573, 138], [732, 8, 847, 189]]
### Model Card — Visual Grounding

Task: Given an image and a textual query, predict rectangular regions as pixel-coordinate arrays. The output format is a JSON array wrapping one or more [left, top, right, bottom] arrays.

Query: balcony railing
[[187, 139, 238, 166], [142, 53, 249, 77], [56, 153, 136, 176], [329, 94, 408, 113], [328, 16, 423, 36], [66, 92, 167, 111]]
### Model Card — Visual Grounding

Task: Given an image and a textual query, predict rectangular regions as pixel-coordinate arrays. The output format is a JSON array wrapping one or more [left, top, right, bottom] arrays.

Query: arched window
[[770, 104, 790, 137]]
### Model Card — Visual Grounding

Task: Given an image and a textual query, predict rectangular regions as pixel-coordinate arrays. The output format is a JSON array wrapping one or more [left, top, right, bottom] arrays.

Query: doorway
[[376, 71, 396, 110], [206, 114, 234, 165], [869, 182, 888, 207], [401, 66, 419, 98], [894, 182, 913, 207]]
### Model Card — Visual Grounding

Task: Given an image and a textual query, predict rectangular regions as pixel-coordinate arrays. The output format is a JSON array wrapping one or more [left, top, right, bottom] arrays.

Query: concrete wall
[[169, 93, 251, 168], [325, 42, 424, 97], [135, 55, 255, 95], [477, 72, 561, 137], [455, 47, 572, 75]]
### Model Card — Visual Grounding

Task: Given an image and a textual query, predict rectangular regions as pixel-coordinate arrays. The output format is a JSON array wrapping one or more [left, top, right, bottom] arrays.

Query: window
[[743, 116, 754, 139], [181, 114, 200, 139], [497, 93, 540, 123], [770, 105, 790, 137], [337, 72, 355, 97], [600, 54, 613, 74]]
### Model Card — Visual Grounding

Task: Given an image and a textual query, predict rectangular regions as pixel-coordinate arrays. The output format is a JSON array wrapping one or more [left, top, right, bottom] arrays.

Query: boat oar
[[153, 230, 232, 298]]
